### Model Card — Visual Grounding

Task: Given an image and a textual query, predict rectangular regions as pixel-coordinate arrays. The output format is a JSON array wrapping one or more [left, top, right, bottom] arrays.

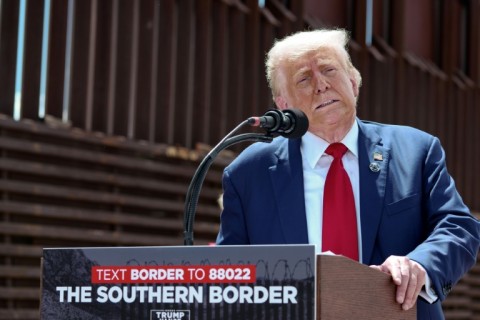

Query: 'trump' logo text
[[150, 310, 190, 320]]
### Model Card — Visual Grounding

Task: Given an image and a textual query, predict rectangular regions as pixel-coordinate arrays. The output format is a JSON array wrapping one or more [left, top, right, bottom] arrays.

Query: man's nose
[[314, 74, 329, 93]]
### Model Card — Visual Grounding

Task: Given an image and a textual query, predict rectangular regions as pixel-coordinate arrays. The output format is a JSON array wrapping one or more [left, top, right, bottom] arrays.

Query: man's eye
[[297, 76, 309, 84]]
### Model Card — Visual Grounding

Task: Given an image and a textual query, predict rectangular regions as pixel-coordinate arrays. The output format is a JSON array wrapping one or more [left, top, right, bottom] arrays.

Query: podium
[[317, 254, 415, 319], [40, 245, 415, 319]]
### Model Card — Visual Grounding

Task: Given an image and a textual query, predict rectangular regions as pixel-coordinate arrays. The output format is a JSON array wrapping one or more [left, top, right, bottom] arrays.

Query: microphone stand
[[183, 120, 274, 245]]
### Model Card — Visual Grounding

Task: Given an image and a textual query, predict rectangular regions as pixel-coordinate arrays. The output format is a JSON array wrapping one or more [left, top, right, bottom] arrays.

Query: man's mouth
[[316, 100, 338, 109]]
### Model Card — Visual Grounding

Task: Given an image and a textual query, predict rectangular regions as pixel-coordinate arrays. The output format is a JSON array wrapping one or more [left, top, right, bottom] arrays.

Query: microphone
[[247, 108, 309, 138]]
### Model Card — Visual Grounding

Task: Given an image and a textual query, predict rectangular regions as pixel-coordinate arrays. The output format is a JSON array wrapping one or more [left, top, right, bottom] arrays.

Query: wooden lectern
[[317, 254, 416, 319]]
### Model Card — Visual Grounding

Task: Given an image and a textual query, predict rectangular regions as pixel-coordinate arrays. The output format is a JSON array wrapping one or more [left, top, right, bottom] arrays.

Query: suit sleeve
[[407, 136, 480, 301], [216, 168, 250, 244]]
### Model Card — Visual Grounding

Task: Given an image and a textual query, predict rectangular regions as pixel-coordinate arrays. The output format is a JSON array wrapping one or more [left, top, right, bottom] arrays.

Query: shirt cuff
[[419, 273, 438, 303]]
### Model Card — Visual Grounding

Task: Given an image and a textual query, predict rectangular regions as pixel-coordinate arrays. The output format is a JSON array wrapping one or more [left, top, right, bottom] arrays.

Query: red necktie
[[322, 143, 359, 261]]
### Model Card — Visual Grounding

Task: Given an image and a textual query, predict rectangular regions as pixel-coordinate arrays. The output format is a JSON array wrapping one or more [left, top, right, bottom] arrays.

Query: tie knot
[[325, 143, 348, 159]]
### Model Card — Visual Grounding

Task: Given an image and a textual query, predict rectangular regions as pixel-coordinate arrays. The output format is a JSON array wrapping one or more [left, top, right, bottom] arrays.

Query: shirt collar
[[301, 120, 359, 169]]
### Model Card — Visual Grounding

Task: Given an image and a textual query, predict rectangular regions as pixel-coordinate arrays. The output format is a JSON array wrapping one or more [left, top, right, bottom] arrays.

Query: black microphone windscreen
[[281, 109, 309, 138]]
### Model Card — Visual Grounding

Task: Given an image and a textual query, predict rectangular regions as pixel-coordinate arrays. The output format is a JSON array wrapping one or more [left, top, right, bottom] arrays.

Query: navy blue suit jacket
[[217, 119, 480, 319]]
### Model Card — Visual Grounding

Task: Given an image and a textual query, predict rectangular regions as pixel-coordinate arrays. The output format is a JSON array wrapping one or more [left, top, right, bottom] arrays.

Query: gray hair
[[265, 29, 362, 97]]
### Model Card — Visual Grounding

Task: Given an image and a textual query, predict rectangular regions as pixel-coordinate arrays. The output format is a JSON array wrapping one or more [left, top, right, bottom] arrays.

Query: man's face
[[274, 47, 359, 136]]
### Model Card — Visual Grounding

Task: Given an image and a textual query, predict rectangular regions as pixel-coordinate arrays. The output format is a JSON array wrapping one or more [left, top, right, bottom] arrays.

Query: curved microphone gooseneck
[[183, 109, 308, 246]]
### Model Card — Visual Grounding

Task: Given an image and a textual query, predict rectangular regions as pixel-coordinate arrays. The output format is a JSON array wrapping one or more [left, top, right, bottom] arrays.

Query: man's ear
[[350, 77, 359, 97], [274, 96, 288, 110]]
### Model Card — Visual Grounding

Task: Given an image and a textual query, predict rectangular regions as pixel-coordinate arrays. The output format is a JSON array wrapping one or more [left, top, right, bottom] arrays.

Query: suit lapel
[[269, 138, 309, 244], [357, 121, 390, 264]]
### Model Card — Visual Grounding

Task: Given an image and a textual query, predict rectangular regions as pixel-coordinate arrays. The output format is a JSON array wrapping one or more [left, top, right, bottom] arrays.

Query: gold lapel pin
[[373, 152, 383, 161]]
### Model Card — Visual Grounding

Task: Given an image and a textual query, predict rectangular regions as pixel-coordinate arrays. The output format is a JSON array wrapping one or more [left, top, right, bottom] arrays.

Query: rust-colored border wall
[[0, 0, 479, 318]]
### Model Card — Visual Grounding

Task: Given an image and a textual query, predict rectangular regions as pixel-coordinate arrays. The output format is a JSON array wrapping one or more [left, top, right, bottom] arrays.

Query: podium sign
[[41, 245, 316, 320]]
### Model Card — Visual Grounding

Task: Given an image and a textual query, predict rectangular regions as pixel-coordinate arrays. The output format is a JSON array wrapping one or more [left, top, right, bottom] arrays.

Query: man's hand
[[370, 255, 426, 310]]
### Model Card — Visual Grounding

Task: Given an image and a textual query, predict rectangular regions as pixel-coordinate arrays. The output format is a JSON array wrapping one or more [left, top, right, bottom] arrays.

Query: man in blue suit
[[216, 29, 480, 319]]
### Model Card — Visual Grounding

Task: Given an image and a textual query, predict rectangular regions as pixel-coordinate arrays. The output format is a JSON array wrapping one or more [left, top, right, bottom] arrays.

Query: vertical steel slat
[[68, 0, 94, 130], [228, 8, 246, 135], [44, 0, 68, 121], [21, 0, 45, 121], [132, 0, 155, 142], [13, 0, 26, 120], [183, 0, 196, 149], [85, 0, 98, 132], [193, 0, 212, 144], [474, 91, 480, 209], [39, 0, 52, 120], [0, 0, 20, 116], [464, 89, 475, 207], [244, 0, 260, 118], [106, 0, 119, 136], [166, 1, 178, 145], [174, 0, 195, 148], [148, 0, 160, 143], [62, 0, 75, 122], [155, 0, 177, 145], [209, 1, 228, 143], [127, 0, 140, 139]]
